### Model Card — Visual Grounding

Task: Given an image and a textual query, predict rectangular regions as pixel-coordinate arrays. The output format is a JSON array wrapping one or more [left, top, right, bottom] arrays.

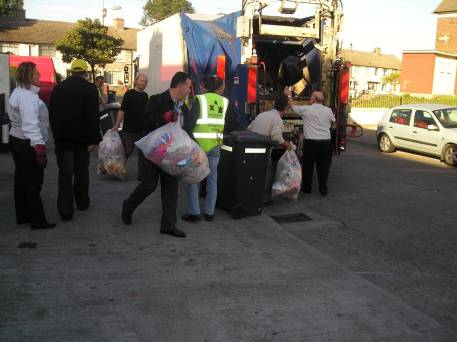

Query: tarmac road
[[1, 133, 456, 341]]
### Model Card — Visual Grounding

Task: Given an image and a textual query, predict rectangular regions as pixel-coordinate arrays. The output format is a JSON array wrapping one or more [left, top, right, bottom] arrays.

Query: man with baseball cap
[[49, 59, 101, 221]]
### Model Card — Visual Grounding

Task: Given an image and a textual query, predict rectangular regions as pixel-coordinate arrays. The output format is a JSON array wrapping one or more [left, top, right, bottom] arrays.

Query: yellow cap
[[71, 59, 88, 72]]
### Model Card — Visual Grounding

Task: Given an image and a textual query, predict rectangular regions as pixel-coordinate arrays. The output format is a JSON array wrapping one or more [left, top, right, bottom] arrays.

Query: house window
[[368, 81, 379, 91], [104, 71, 124, 85], [0, 43, 19, 55], [39, 45, 56, 57]]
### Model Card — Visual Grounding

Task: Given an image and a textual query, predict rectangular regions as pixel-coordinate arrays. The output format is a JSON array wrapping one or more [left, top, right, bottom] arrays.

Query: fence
[[351, 95, 457, 108]]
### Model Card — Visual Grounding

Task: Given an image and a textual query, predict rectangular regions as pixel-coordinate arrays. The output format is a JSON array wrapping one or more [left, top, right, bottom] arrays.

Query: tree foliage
[[382, 72, 401, 86], [55, 18, 124, 80], [0, 0, 23, 16], [140, 0, 195, 26]]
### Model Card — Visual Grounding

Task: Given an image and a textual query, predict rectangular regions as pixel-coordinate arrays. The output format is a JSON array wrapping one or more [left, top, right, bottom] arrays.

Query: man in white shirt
[[292, 91, 335, 196], [248, 93, 293, 203]]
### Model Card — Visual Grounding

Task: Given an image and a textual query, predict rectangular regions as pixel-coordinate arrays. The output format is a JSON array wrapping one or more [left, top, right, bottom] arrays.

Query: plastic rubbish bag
[[272, 150, 302, 200], [135, 121, 210, 183], [98, 130, 127, 179]]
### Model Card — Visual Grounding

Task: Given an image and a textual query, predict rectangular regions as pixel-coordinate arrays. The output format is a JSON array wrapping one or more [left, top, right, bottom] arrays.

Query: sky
[[24, 0, 440, 58]]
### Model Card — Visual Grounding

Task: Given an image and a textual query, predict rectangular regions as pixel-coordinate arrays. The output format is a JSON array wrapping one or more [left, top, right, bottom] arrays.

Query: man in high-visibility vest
[[182, 75, 228, 222]]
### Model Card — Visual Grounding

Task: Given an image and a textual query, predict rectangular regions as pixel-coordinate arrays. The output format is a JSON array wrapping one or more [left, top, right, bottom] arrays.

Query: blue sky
[[24, 0, 440, 57]]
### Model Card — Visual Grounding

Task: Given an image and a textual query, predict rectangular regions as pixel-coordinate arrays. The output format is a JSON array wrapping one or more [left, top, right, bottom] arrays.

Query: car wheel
[[378, 134, 395, 153], [443, 144, 457, 167]]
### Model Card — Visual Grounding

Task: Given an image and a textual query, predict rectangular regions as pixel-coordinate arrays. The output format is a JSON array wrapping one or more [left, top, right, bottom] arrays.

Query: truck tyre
[[443, 144, 457, 167], [378, 134, 395, 153]]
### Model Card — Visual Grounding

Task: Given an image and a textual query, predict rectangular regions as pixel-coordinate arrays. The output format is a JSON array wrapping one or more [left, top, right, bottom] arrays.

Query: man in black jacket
[[121, 71, 192, 238], [49, 59, 100, 221]]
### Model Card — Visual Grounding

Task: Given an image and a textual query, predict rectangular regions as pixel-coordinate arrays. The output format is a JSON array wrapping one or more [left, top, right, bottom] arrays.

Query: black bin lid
[[224, 129, 276, 146]]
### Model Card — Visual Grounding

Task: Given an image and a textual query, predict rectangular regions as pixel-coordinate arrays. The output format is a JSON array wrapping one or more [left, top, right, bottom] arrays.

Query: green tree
[[0, 0, 23, 16], [140, 0, 195, 26], [382, 72, 401, 91], [55, 18, 124, 81]]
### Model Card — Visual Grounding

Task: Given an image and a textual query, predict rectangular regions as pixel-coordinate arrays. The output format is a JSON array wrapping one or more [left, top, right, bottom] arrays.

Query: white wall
[[0, 54, 10, 114]]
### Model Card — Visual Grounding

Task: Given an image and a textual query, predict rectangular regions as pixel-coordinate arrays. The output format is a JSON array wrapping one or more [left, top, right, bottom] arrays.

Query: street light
[[101, 0, 121, 25]]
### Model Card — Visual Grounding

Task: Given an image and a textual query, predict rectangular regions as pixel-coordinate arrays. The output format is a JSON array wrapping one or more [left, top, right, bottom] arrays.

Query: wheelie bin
[[218, 129, 275, 219]]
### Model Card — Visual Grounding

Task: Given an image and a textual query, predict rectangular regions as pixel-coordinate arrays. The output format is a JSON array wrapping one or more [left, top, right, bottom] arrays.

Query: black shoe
[[160, 226, 186, 238], [31, 222, 56, 230], [17, 218, 30, 225], [61, 214, 73, 221], [77, 205, 90, 211], [301, 187, 312, 194], [121, 201, 132, 225], [203, 214, 214, 222], [320, 189, 328, 196], [181, 214, 201, 223], [263, 199, 274, 206]]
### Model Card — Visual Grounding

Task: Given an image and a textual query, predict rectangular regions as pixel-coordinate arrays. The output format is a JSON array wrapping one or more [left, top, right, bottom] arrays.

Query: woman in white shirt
[[8, 62, 55, 229]]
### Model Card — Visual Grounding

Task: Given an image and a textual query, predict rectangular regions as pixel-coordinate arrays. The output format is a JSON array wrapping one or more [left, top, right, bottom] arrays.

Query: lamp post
[[101, 0, 121, 25]]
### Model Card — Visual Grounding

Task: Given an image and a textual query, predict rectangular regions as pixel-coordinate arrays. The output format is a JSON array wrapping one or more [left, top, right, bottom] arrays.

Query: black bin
[[218, 130, 275, 219], [99, 107, 118, 136], [0, 94, 9, 154]]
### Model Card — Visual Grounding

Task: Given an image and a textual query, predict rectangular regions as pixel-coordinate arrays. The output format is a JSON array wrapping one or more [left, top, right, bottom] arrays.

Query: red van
[[9, 55, 57, 105]]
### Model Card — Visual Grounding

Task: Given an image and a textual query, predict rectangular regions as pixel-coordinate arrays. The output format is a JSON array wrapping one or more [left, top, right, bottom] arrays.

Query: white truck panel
[[0, 54, 10, 112], [137, 14, 186, 95]]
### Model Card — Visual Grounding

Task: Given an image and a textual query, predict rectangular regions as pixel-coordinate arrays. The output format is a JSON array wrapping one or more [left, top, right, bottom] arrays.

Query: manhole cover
[[270, 213, 312, 224]]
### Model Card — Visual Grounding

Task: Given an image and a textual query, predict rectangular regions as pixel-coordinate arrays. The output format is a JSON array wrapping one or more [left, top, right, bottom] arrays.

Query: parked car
[[376, 104, 457, 166]]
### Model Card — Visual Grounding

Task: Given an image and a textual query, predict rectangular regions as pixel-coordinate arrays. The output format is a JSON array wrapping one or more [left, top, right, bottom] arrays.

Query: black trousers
[[123, 152, 178, 229], [9, 135, 48, 226], [55, 146, 90, 217], [302, 139, 332, 192]]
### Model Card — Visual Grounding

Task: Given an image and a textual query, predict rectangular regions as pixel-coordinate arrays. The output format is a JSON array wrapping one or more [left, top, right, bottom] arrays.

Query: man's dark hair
[[201, 75, 224, 92], [274, 92, 289, 112], [170, 71, 190, 88], [95, 75, 104, 82]]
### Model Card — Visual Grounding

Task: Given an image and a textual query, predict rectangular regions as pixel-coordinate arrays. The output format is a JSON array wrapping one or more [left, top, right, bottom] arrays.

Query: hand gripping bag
[[272, 150, 302, 200], [135, 121, 210, 183], [98, 130, 127, 179]]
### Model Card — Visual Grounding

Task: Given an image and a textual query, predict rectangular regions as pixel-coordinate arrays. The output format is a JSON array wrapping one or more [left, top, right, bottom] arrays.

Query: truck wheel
[[378, 134, 395, 153], [443, 144, 457, 167]]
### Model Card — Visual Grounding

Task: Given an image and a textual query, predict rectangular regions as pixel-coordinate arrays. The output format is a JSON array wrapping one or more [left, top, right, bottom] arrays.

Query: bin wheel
[[231, 205, 244, 220]]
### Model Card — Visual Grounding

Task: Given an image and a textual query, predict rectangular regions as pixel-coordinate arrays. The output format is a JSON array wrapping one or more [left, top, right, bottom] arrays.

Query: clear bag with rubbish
[[98, 130, 127, 179], [272, 149, 302, 200], [135, 121, 210, 183]]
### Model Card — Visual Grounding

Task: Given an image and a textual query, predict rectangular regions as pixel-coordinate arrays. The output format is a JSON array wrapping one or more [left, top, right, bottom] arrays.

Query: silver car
[[376, 104, 457, 166]]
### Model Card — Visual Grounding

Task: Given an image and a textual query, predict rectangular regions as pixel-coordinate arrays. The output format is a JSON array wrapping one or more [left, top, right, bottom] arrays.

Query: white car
[[376, 104, 457, 166]]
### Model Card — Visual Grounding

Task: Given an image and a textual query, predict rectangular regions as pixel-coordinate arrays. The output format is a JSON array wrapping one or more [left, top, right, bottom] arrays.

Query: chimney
[[373, 47, 381, 55], [113, 18, 124, 30]]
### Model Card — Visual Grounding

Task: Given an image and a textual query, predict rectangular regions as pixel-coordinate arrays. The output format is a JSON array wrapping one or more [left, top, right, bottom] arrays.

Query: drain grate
[[270, 213, 312, 224]]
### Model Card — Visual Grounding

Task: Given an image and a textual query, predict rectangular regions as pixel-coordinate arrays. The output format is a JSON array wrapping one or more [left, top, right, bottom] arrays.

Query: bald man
[[291, 91, 335, 196]]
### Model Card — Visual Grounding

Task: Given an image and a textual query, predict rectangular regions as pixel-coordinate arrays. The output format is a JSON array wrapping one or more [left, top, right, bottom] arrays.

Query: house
[[0, 7, 139, 93], [400, 0, 457, 95], [342, 48, 401, 97]]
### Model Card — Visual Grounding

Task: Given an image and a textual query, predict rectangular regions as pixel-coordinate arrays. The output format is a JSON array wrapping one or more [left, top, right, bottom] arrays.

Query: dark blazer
[[49, 75, 100, 149], [142, 89, 194, 138]]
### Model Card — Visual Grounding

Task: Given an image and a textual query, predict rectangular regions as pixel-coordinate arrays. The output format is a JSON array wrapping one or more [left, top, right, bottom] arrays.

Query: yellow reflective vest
[[193, 93, 228, 153]]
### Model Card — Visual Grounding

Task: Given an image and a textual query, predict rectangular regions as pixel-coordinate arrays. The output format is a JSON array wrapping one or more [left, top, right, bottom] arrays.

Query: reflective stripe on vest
[[194, 93, 228, 152]]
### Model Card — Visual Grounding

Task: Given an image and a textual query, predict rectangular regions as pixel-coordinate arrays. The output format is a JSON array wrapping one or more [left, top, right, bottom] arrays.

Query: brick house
[[400, 0, 457, 96], [0, 8, 139, 94], [342, 48, 401, 97]]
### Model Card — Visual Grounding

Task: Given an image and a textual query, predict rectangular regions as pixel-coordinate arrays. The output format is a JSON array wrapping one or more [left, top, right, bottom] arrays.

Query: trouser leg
[[204, 147, 220, 215], [185, 183, 200, 215], [10, 137, 46, 225], [73, 148, 90, 209], [302, 140, 316, 191], [56, 148, 75, 217], [315, 140, 332, 192], [160, 170, 178, 229]]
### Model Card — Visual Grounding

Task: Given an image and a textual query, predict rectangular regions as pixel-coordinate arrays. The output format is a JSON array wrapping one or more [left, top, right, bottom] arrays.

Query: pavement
[[1, 137, 456, 341]]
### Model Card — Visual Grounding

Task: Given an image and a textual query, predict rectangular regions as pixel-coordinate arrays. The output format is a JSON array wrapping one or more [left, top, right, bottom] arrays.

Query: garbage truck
[[137, 0, 352, 155]]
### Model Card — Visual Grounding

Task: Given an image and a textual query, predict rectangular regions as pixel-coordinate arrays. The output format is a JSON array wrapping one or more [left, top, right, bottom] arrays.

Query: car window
[[414, 110, 437, 129], [433, 108, 457, 128], [389, 109, 411, 125]]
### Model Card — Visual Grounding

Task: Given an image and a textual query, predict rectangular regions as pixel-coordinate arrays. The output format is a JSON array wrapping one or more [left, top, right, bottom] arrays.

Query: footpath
[[0, 143, 455, 342]]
